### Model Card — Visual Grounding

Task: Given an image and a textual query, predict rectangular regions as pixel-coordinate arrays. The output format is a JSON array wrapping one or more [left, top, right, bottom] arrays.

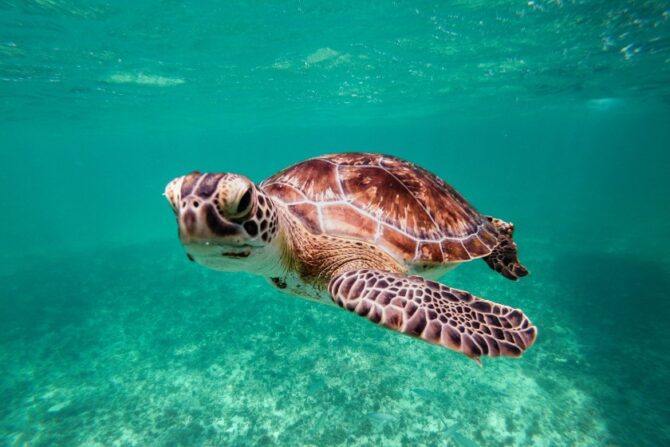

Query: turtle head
[[165, 172, 280, 272]]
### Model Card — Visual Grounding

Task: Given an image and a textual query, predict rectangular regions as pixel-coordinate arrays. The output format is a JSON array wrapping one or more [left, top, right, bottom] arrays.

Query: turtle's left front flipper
[[328, 269, 537, 361]]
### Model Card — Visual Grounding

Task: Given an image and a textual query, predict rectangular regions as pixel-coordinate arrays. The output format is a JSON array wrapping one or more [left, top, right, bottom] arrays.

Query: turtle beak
[[164, 176, 184, 214]]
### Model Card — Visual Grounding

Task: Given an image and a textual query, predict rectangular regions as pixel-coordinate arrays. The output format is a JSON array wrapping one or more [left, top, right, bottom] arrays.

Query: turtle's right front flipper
[[328, 269, 537, 361]]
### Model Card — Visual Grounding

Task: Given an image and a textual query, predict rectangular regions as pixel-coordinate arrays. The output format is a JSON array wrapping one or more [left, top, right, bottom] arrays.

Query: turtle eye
[[215, 177, 255, 220], [235, 187, 253, 218]]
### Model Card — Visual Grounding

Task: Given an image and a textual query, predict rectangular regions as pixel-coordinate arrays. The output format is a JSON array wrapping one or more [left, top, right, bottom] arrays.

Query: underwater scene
[[1, 1, 669, 446]]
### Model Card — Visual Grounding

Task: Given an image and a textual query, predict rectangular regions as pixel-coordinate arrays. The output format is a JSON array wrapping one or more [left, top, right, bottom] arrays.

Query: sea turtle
[[164, 153, 536, 361]]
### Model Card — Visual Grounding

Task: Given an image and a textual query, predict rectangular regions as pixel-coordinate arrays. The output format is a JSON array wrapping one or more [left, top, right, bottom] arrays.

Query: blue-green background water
[[1, 1, 669, 446]]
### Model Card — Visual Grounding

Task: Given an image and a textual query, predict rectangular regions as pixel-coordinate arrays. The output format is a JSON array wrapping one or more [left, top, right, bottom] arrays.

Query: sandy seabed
[[1, 238, 665, 447]]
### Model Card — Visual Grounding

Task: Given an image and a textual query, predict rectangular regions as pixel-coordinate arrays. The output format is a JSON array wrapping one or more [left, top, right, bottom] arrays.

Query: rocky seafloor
[[1, 237, 667, 447]]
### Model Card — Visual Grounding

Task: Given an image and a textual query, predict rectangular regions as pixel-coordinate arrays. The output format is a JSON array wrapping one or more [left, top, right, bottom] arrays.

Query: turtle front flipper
[[328, 269, 537, 361]]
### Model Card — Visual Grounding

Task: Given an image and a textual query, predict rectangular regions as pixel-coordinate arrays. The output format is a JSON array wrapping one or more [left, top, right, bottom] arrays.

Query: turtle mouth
[[221, 249, 251, 258], [218, 244, 253, 258], [184, 241, 254, 260]]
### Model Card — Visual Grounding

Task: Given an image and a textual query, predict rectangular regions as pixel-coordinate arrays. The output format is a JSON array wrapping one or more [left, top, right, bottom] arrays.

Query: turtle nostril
[[193, 200, 200, 208]]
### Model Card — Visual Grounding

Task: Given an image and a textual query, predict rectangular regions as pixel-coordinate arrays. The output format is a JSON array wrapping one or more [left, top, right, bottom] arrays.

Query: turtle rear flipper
[[328, 269, 536, 362], [483, 216, 528, 281]]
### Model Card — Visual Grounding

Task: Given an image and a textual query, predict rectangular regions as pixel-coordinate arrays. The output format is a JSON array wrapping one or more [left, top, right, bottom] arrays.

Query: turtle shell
[[260, 153, 500, 265]]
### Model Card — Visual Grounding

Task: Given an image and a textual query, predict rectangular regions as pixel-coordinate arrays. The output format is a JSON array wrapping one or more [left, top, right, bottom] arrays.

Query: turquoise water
[[1, 1, 669, 446]]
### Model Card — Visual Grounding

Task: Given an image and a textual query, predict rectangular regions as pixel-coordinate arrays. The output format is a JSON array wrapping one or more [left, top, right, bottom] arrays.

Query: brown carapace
[[166, 152, 536, 363]]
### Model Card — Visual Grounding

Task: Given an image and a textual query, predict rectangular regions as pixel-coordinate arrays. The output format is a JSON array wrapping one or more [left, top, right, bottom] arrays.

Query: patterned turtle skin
[[165, 152, 536, 362]]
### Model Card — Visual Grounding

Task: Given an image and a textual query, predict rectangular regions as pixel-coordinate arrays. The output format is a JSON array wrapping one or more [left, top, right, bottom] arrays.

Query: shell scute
[[321, 205, 377, 240], [263, 182, 306, 204], [439, 238, 470, 262], [418, 242, 443, 263], [324, 153, 383, 166], [379, 225, 419, 259], [462, 234, 491, 258], [477, 226, 499, 249], [288, 203, 322, 234], [276, 158, 341, 202], [338, 164, 439, 240]]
